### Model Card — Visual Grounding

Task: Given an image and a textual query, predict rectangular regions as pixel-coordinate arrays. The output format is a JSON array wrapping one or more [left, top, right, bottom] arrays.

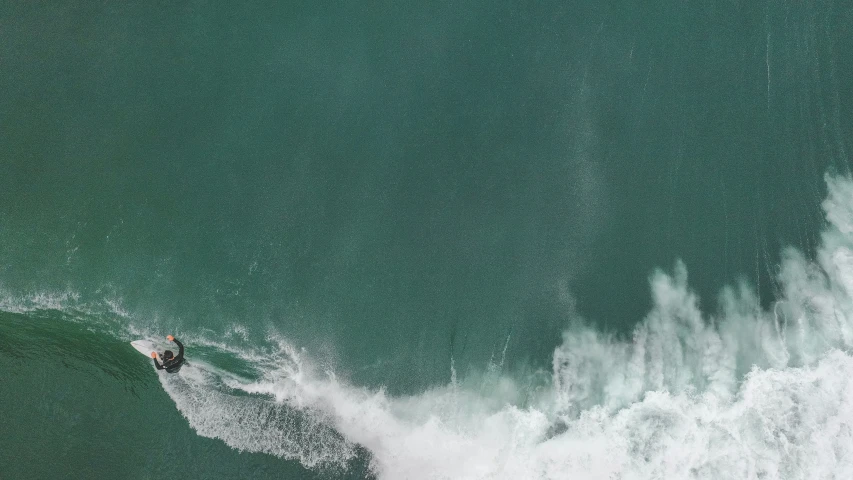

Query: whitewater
[[3, 174, 853, 479], [42, 173, 832, 479]]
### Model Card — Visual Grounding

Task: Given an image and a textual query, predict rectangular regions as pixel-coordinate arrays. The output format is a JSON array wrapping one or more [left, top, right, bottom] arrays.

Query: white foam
[[152, 174, 853, 479], [0, 288, 82, 314], [159, 361, 358, 469]]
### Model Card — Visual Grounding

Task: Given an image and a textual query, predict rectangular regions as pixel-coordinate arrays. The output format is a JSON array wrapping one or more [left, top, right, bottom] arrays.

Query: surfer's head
[[163, 350, 174, 360]]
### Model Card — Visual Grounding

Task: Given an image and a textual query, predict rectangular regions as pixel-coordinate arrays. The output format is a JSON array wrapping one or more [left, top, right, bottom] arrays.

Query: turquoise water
[[2, 2, 852, 479]]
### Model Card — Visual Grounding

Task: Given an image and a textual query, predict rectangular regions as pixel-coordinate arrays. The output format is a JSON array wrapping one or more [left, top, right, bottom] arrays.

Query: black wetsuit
[[153, 339, 185, 373]]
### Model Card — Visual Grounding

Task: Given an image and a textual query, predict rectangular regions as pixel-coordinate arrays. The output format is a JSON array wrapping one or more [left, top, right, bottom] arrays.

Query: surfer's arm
[[151, 352, 165, 370], [173, 338, 184, 360]]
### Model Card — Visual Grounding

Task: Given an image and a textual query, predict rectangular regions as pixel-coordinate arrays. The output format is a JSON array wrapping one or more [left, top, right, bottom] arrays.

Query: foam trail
[[159, 174, 853, 479], [159, 361, 358, 469]]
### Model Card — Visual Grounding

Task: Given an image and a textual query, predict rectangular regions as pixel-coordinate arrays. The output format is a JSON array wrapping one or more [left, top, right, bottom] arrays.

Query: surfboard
[[131, 340, 159, 357]]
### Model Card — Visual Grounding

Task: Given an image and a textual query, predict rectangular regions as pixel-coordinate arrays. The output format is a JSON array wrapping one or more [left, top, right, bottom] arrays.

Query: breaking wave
[[5, 176, 853, 478], [148, 174, 853, 478]]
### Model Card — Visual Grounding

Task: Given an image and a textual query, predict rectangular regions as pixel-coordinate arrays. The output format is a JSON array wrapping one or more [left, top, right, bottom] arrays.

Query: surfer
[[150, 335, 185, 373]]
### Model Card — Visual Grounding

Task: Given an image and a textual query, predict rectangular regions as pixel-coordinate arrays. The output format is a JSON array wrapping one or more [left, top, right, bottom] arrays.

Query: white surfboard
[[131, 339, 159, 357]]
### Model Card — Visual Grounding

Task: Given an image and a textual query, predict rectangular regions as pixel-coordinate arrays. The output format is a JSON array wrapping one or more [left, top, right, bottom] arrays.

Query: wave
[[6, 176, 853, 479], [139, 175, 853, 478]]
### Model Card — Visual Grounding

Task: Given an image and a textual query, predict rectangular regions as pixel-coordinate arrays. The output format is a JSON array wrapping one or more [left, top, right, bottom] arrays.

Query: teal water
[[2, 2, 853, 479]]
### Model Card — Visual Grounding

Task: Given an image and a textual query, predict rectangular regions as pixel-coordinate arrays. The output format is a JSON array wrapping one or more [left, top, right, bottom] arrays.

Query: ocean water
[[2, 1, 852, 479]]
